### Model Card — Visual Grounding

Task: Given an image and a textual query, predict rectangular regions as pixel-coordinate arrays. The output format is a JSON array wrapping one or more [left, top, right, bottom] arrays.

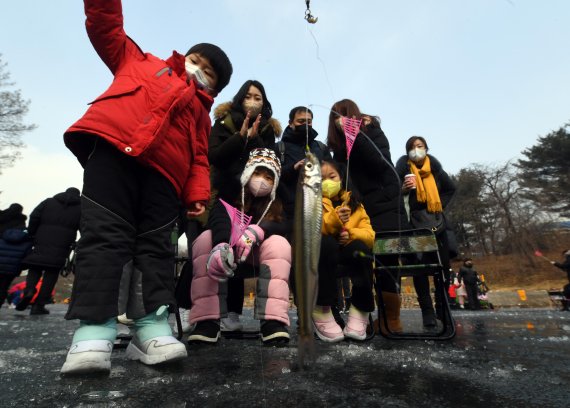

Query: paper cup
[[404, 174, 416, 189]]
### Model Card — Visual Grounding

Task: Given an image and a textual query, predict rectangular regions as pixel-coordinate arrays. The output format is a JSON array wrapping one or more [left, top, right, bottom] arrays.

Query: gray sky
[[1, 0, 569, 215]]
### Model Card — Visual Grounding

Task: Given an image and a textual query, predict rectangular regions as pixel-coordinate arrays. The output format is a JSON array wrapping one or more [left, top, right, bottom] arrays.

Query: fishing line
[[306, 27, 335, 103], [301, 0, 425, 340], [251, 253, 268, 408]]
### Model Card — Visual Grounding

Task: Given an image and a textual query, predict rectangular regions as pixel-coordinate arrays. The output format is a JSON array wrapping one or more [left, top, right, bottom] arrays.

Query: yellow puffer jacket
[[322, 191, 375, 249]]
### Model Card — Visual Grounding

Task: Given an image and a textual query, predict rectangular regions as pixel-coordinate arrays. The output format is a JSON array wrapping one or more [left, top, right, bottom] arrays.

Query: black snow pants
[[65, 139, 179, 322]]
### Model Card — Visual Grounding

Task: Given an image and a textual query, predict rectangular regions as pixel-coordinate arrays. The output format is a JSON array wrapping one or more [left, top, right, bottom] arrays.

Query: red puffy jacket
[[64, 0, 212, 207]]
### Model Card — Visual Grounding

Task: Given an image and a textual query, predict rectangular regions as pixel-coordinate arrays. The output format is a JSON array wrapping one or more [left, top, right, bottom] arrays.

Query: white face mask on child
[[185, 61, 213, 92], [248, 176, 273, 197]]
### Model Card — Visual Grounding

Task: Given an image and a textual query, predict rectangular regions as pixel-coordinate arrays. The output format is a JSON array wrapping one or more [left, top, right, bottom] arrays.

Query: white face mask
[[243, 100, 263, 118], [185, 61, 213, 93], [248, 176, 273, 197], [408, 147, 427, 162]]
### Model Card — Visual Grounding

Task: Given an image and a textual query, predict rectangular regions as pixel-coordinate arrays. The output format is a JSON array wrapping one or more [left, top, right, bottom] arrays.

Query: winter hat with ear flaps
[[240, 148, 281, 224], [240, 148, 281, 201]]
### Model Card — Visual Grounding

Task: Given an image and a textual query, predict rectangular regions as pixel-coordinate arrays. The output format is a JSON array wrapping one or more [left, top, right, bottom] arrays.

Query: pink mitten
[[206, 243, 237, 282], [234, 225, 265, 262]]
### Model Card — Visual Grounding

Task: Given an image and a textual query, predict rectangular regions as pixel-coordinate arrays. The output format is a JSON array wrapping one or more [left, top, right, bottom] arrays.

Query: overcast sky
[[1, 0, 569, 216]]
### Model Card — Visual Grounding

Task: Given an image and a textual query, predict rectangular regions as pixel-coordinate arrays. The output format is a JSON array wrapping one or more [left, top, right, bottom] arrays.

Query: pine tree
[[516, 124, 570, 217]]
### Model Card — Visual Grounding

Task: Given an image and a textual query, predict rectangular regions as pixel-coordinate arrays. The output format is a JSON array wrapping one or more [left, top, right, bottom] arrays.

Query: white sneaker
[[173, 308, 194, 334], [60, 340, 113, 375], [126, 335, 187, 365], [117, 313, 134, 325], [220, 312, 243, 332]]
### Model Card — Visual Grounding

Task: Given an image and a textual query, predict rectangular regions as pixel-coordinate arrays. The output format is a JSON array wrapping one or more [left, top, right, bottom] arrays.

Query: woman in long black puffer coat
[[395, 136, 456, 325], [327, 99, 410, 334], [16, 188, 81, 314]]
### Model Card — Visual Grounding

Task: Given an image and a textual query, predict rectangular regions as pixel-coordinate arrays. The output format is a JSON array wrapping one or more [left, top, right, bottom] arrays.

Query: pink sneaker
[[343, 307, 370, 341], [312, 310, 344, 343]]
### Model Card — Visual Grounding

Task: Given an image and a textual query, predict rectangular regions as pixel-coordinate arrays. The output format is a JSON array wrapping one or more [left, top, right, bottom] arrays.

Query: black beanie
[[186, 43, 232, 93]]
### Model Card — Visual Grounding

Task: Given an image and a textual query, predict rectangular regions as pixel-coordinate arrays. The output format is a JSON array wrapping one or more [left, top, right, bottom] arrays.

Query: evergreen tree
[[516, 124, 570, 216]]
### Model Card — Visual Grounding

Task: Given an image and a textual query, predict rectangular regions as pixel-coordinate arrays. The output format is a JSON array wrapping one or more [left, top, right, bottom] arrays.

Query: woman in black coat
[[327, 99, 410, 334], [16, 188, 81, 314], [209, 80, 281, 203], [206, 80, 282, 331], [395, 136, 456, 326]]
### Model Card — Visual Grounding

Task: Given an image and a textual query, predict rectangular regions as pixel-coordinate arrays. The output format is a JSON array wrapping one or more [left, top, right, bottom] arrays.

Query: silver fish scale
[[293, 152, 323, 366], [302, 176, 322, 271]]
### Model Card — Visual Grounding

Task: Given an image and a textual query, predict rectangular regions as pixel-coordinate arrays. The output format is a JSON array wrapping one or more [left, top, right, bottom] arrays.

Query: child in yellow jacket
[[312, 159, 375, 342]]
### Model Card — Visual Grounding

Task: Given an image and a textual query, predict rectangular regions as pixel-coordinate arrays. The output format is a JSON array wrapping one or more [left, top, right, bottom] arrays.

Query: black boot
[[30, 304, 49, 315], [417, 296, 437, 328]]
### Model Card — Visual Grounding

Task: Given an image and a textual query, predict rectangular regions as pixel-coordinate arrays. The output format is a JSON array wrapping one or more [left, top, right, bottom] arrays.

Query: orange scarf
[[408, 156, 442, 213]]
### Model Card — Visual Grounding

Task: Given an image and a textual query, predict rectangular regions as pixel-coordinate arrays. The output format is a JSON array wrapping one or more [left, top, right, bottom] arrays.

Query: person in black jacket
[[277, 106, 332, 227], [458, 258, 480, 310], [207, 80, 282, 332], [551, 250, 570, 311], [0, 204, 31, 308], [396, 136, 456, 324], [16, 188, 81, 315], [327, 99, 409, 334]]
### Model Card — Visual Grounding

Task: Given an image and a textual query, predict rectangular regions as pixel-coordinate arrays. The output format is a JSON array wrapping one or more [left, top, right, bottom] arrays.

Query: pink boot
[[343, 306, 370, 341], [312, 307, 344, 343]]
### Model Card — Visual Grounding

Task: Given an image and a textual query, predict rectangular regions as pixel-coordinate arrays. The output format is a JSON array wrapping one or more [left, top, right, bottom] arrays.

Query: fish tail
[[297, 334, 315, 367]]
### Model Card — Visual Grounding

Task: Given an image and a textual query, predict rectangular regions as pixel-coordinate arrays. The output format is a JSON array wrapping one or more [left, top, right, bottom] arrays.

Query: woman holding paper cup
[[395, 136, 456, 328]]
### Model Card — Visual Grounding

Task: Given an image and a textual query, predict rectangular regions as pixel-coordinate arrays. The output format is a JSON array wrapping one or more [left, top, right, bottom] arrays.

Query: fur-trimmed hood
[[213, 102, 282, 136]]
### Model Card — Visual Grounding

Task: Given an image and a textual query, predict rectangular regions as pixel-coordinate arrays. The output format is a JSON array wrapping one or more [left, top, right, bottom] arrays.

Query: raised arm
[[84, 0, 143, 74]]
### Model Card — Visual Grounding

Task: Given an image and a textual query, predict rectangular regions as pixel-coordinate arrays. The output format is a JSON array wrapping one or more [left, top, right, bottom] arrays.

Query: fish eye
[[307, 163, 313, 169]]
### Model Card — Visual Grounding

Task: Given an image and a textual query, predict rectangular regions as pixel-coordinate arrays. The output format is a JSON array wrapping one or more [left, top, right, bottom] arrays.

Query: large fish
[[293, 151, 322, 366]]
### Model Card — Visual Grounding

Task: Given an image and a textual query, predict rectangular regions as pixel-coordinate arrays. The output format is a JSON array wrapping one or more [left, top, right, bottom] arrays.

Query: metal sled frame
[[373, 229, 456, 340]]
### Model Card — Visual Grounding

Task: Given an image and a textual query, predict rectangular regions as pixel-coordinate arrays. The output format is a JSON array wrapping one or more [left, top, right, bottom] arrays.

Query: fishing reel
[[304, 0, 318, 24]]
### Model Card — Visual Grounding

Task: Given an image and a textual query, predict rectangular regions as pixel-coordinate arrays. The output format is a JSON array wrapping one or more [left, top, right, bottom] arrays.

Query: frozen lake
[[1, 305, 569, 407]]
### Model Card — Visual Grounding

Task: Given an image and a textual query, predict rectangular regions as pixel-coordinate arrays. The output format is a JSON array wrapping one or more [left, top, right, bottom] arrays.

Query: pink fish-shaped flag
[[219, 199, 252, 247], [342, 117, 362, 159]]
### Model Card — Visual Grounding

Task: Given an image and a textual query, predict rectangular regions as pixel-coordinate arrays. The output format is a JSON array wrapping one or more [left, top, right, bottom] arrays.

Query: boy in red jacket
[[61, 0, 232, 375]]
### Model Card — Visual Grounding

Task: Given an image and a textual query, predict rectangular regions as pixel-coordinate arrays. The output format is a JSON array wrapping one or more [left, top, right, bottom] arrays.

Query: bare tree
[[0, 54, 36, 175], [474, 162, 541, 263], [450, 162, 547, 262]]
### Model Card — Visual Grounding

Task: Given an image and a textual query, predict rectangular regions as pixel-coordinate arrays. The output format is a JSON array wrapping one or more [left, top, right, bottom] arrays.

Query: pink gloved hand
[[206, 243, 237, 282], [234, 225, 265, 262]]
